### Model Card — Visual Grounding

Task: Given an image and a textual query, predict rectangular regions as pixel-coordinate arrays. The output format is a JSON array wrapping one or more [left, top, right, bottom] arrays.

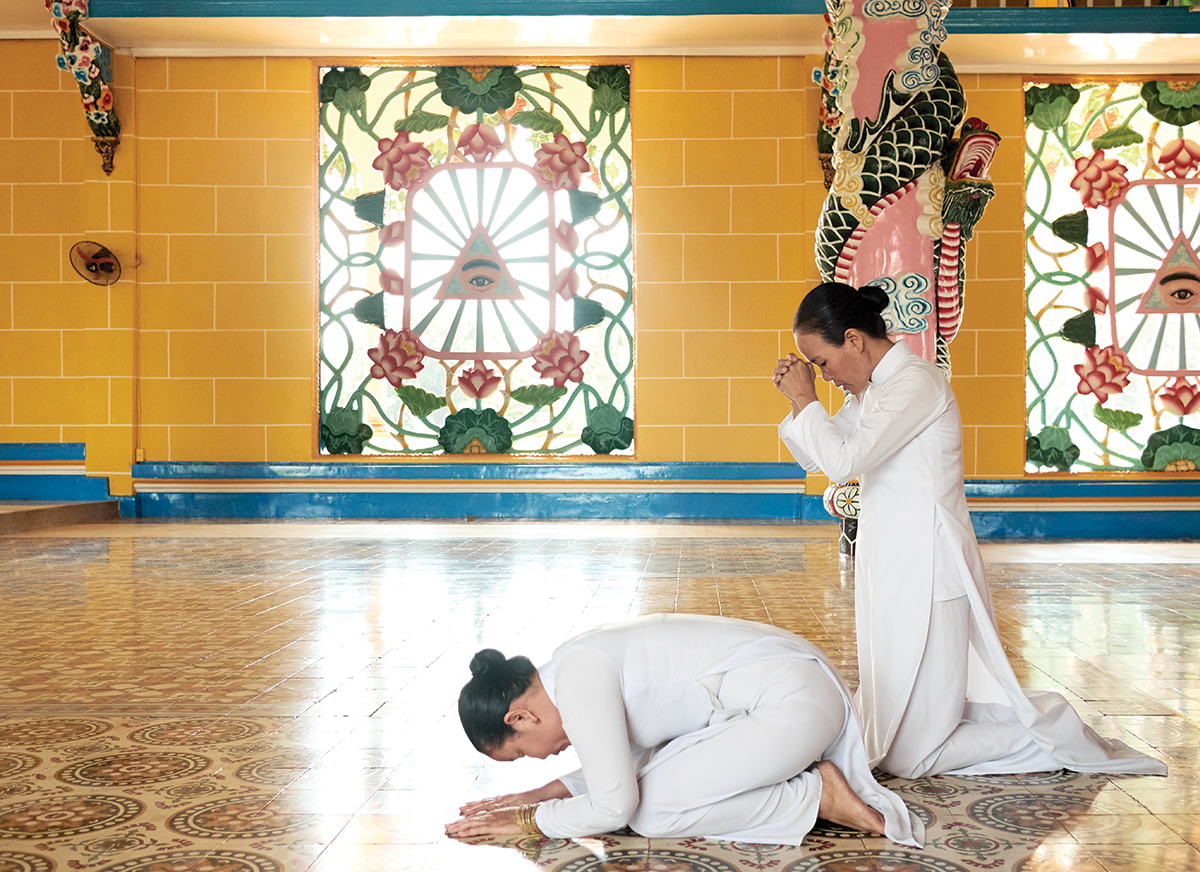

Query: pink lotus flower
[[367, 328, 425, 388], [532, 330, 589, 387], [372, 132, 433, 192], [555, 267, 579, 301], [555, 219, 579, 253], [533, 134, 591, 192], [380, 268, 404, 296], [1158, 138, 1200, 179], [1074, 344, 1132, 404], [1159, 377, 1200, 417], [1084, 242, 1109, 274], [380, 221, 404, 247], [458, 364, 502, 399], [457, 122, 503, 162], [1070, 150, 1131, 209], [1084, 285, 1107, 315]]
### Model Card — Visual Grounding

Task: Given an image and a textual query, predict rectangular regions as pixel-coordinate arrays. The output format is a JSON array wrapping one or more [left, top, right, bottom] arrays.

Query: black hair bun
[[470, 648, 507, 678], [858, 284, 889, 314]]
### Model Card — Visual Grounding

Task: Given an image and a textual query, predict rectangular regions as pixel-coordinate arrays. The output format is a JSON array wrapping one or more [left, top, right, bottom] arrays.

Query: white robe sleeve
[[536, 647, 640, 837], [779, 398, 861, 472], [779, 367, 944, 484]]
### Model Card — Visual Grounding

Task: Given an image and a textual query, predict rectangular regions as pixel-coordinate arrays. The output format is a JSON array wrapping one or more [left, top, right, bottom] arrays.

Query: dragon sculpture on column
[[814, 0, 1001, 555]]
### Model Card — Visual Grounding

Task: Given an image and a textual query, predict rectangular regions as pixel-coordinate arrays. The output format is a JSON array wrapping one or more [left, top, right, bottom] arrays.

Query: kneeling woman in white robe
[[444, 613, 923, 847], [774, 281, 1167, 780]]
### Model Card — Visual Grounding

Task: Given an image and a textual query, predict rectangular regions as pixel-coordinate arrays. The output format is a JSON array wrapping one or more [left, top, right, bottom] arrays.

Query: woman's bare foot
[[815, 760, 886, 835]]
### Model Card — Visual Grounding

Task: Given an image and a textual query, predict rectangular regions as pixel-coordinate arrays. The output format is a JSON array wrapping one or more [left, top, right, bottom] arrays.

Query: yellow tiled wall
[[0, 44, 1028, 497], [630, 61, 1028, 492]]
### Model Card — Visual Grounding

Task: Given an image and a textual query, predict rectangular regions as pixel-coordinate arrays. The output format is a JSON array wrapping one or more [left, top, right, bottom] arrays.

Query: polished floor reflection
[[1, 520, 1198, 871]]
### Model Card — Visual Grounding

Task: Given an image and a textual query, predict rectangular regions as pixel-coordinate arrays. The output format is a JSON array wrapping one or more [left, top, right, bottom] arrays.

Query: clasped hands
[[774, 353, 818, 412]]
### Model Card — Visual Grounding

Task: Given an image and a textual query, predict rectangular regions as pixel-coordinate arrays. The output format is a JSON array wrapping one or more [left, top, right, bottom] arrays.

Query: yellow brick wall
[[630, 60, 1028, 491], [0, 44, 1029, 497]]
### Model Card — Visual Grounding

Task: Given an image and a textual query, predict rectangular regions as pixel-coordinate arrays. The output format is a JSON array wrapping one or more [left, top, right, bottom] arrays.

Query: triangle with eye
[[435, 224, 523, 301], [1135, 232, 1200, 314]]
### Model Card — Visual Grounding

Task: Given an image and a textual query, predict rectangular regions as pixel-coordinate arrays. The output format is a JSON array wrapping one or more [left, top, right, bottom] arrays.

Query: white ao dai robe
[[779, 340, 1165, 778], [531, 613, 923, 846]]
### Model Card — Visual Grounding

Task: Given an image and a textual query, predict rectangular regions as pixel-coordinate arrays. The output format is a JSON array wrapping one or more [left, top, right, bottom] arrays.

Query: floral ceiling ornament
[[1074, 344, 1132, 404], [373, 132, 433, 191], [1159, 377, 1200, 418], [1158, 138, 1200, 179], [1070, 150, 1131, 209], [458, 364, 502, 400], [45, 0, 120, 174], [532, 330, 590, 388], [534, 134, 591, 191], [456, 122, 503, 161], [367, 328, 426, 388]]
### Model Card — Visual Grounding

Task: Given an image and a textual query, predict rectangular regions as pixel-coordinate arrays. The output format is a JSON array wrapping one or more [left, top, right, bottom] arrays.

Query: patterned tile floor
[[1, 520, 1199, 872]]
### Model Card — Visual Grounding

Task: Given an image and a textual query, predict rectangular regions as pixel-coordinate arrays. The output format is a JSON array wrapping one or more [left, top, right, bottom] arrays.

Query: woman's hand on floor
[[458, 790, 540, 817], [445, 806, 523, 838], [458, 780, 570, 817]]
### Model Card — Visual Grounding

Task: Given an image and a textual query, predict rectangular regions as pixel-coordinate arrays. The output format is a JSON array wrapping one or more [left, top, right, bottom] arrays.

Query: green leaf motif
[[510, 385, 568, 407], [352, 292, 386, 329], [590, 84, 627, 117], [321, 406, 373, 454], [435, 66, 522, 114], [1050, 210, 1088, 247], [396, 384, 447, 419], [353, 190, 386, 227], [1025, 84, 1080, 131], [510, 109, 564, 135], [1060, 310, 1096, 348], [1026, 426, 1080, 471], [569, 189, 602, 225], [573, 296, 607, 332], [394, 110, 450, 134], [1092, 403, 1142, 432], [1091, 124, 1143, 149], [319, 67, 371, 106], [1141, 423, 1200, 470], [585, 65, 630, 104], [437, 408, 514, 454], [581, 403, 633, 454], [1141, 81, 1200, 126]]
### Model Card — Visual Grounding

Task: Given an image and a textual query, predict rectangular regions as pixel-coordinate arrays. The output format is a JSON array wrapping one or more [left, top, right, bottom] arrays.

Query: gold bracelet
[[515, 802, 543, 835]]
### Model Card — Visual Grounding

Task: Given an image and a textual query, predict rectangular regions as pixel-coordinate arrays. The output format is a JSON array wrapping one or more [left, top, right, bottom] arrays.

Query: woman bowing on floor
[[773, 280, 1166, 779], [445, 613, 924, 847]]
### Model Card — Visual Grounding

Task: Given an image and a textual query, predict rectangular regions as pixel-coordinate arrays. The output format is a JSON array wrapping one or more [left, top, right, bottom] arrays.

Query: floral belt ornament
[[46, 0, 120, 175]]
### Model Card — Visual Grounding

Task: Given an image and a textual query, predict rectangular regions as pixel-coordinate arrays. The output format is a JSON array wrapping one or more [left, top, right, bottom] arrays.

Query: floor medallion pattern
[[97, 849, 283, 872], [56, 751, 212, 786], [166, 795, 314, 839], [1, 524, 1197, 872], [0, 794, 145, 839], [0, 852, 56, 872], [0, 753, 40, 780]]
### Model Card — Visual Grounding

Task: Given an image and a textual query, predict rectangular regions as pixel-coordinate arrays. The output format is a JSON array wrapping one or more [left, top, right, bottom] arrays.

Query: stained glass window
[[1024, 79, 1200, 473], [317, 64, 633, 456]]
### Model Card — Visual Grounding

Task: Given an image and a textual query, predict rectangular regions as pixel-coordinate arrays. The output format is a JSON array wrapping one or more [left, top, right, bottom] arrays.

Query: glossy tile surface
[[2, 521, 1198, 871]]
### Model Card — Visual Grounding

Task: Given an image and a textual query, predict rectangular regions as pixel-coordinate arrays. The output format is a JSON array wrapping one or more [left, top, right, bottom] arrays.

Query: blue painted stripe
[[946, 6, 1200, 34], [971, 509, 1200, 540], [133, 489, 811, 519], [0, 475, 112, 501], [965, 478, 1200, 500], [0, 443, 88, 462], [87, 0, 1200, 33], [132, 461, 806, 482]]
